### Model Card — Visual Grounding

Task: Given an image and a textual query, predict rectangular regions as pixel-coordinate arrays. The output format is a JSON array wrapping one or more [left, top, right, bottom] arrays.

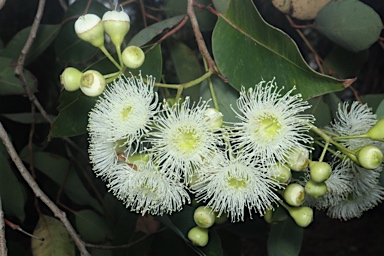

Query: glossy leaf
[[75, 209, 111, 243], [316, 0, 383, 52], [129, 15, 185, 47], [31, 215, 75, 256], [50, 90, 97, 137], [22, 151, 103, 213], [0, 152, 27, 222], [360, 94, 384, 114], [375, 99, 384, 119], [1, 25, 61, 65], [55, 0, 108, 63], [1, 113, 55, 124], [200, 75, 238, 122], [0, 57, 37, 95], [212, 0, 347, 100], [267, 217, 304, 256]]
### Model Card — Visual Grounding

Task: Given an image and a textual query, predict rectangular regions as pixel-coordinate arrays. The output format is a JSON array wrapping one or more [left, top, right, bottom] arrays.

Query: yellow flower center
[[227, 177, 247, 189], [121, 106, 133, 120], [255, 114, 281, 140], [174, 128, 200, 153]]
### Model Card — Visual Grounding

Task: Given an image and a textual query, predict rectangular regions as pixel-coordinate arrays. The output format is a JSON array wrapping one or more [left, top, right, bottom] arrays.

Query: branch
[[187, 0, 219, 76], [0, 123, 91, 256], [0, 196, 7, 256]]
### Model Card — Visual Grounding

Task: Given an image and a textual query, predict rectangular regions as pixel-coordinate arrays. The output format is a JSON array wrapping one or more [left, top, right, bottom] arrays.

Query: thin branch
[[0, 123, 91, 256], [58, 0, 68, 12], [0, 196, 7, 256], [187, 0, 218, 76], [139, 0, 147, 27], [4, 219, 43, 241]]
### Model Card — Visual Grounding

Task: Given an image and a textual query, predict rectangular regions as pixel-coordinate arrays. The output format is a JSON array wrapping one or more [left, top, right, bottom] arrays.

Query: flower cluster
[[87, 76, 316, 221]]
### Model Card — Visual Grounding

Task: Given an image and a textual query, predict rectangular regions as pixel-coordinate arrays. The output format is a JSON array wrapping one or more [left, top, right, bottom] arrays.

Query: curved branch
[[0, 196, 7, 256]]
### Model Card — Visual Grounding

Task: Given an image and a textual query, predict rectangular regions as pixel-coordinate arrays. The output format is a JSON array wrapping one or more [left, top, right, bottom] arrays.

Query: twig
[[58, 0, 68, 12], [187, 0, 218, 76], [0, 123, 91, 256], [4, 219, 43, 241], [139, 0, 147, 27], [0, 196, 7, 256]]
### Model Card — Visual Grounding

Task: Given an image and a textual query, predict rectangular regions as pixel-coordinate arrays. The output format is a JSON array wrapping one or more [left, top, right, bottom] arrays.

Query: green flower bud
[[287, 206, 313, 228], [188, 226, 209, 247], [309, 161, 332, 183], [356, 145, 383, 170], [194, 206, 216, 228], [305, 179, 327, 198], [102, 10, 130, 47], [284, 183, 305, 206], [285, 147, 309, 172], [80, 70, 106, 97], [74, 14, 105, 47], [366, 118, 384, 142], [122, 46, 145, 69], [60, 67, 83, 91], [271, 162, 292, 183], [204, 108, 223, 130], [264, 207, 274, 224]]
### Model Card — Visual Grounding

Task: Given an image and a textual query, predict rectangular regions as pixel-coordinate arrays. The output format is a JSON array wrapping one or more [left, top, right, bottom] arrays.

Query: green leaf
[[169, 40, 203, 101], [50, 90, 97, 137], [375, 99, 384, 119], [307, 97, 332, 128], [200, 75, 238, 122], [22, 152, 103, 213], [360, 94, 384, 114], [1, 113, 55, 124], [31, 215, 75, 256], [165, 0, 217, 31], [1, 25, 61, 65], [267, 217, 304, 256], [129, 15, 185, 47], [212, 0, 230, 13], [75, 210, 111, 243], [0, 57, 37, 95], [0, 153, 27, 222], [55, 0, 109, 63], [316, 0, 383, 52], [212, 0, 348, 100]]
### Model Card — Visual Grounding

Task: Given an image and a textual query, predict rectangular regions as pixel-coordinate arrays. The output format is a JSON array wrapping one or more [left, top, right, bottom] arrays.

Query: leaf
[[129, 15, 185, 47], [307, 97, 332, 128], [267, 217, 304, 256], [212, 0, 347, 100], [360, 94, 384, 114], [0, 57, 37, 95], [31, 215, 75, 256], [375, 99, 384, 119], [0, 153, 27, 222], [169, 40, 203, 101], [200, 75, 238, 122], [50, 90, 97, 137], [1, 25, 61, 65], [316, 0, 383, 52], [75, 210, 111, 243], [1, 113, 55, 124], [212, 0, 230, 13], [55, 0, 109, 63], [21, 152, 103, 213]]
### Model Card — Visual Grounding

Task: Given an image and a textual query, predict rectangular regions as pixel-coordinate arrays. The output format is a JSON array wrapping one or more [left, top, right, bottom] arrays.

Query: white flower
[[147, 98, 222, 181], [192, 152, 281, 222], [231, 79, 314, 164], [108, 161, 190, 215], [88, 137, 119, 179], [326, 185, 384, 221], [88, 73, 158, 152], [327, 101, 377, 150]]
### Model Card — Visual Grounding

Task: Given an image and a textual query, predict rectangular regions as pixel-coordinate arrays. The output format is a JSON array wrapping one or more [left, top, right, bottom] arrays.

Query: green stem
[[318, 140, 329, 162], [208, 77, 219, 110], [115, 44, 123, 68], [307, 123, 357, 163], [334, 134, 369, 140], [104, 71, 121, 79], [99, 45, 122, 70]]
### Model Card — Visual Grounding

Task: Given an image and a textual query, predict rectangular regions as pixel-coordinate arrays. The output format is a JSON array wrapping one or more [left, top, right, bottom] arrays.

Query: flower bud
[[80, 70, 106, 97], [60, 67, 83, 91], [102, 10, 130, 47], [287, 206, 313, 228], [309, 161, 332, 183], [305, 179, 327, 198], [122, 46, 145, 69], [264, 207, 274, 224], [366, 118, 384, 142], [271, 162, 292, 183], [204, 108, 223, 130], [356, 145, 383, 170], [194, 206, 216, 228], [188, 226, 209, 247], [74, 14, 105, 47], [285, 147, 309, 171], [284, 183, 305, 207]]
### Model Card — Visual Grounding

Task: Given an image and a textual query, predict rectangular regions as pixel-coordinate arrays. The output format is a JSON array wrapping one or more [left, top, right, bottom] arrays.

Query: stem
[[318, 140, 329, 162], [155, 71, 213, 93], [99, 45, 122, 70], [208, 78, 219, 110], [334, 134, 369, 140], [116, 44, 123, 68]]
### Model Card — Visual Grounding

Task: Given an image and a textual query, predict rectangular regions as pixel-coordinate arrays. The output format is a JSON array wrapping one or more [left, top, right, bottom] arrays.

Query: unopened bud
[[194, 206, 215, 228], [60, 67, 83, 91], [122, 46, 145, 69], [204, 108, 223, 130], [271, 163, 292, 183], [80, 70, 106, 97], [287, 206, 313, 228], [188, 226, 209, 247], [102, 10, 130, 47], [285, 147, 309, 171], [74, 14, 105, 47], [284, 183, 305, 207], [309, 161, 332, 183], [305, 179, 327, 199], [356, 145, 383, 170], [366, 118, 384, 142]]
